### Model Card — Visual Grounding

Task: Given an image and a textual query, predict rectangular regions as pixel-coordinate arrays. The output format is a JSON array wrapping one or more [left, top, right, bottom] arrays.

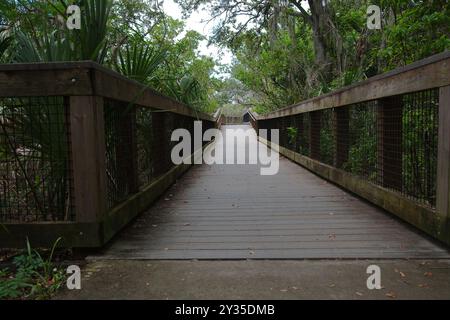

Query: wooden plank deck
[[91, 125, 450, 260]]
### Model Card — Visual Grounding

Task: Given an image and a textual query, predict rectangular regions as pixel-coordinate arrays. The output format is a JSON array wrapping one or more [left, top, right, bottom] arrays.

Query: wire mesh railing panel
[[285, 116, 297, 151], [319, 109, 335, 165], [136, 107, 154, 187], [104, 99, 137, 209], [299, 113, 310, 157], [260, 88, 439, 209], [401, 89, 439, 207], [342, 101, 378, 182], [0, 96, 73, 222]]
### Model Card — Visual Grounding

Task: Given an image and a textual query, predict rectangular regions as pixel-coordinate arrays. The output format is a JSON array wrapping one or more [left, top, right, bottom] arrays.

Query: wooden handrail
[[0, 61, 214, 121], [258, 51, 450, 120]]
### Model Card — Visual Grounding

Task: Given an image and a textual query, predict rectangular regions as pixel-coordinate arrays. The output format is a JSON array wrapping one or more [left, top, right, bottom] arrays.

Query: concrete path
[[57, 260, 450, 299]]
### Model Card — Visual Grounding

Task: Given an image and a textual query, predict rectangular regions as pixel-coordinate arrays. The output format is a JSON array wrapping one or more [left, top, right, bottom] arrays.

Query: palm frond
[[14, 29, 74, 63], [114, 41, 167, 84], [78, 0, 113, 63], [0, 30, 12, 63]]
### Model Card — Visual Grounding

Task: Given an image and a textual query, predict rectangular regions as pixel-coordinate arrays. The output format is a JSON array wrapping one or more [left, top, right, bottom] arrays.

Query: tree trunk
[[308, 0, 330, 69]]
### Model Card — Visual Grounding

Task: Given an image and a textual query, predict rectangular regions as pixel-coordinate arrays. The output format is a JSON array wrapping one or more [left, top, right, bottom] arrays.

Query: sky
[[162, 0, 235, 69], [161, 0, 310, 76]]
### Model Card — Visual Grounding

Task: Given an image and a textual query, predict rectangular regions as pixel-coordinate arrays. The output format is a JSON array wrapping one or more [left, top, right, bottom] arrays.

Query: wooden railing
[[0, 62, 216, 247], [253, 51, 450, 246]]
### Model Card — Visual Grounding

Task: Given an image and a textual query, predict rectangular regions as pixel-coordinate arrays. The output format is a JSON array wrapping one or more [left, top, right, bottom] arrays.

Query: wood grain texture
[[91, 126, 450, 260], [69, 96, 107, 222], [437, 86, 450, 216], [0, 61, 213, 121]]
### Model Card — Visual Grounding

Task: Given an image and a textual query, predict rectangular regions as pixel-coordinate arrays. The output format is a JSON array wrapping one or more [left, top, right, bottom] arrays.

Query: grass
[[0, 237, 67, 300]]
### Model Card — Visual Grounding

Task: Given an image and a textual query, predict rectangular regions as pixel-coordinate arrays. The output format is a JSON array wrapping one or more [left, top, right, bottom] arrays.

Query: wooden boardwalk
[[91, 125, 450, 260]]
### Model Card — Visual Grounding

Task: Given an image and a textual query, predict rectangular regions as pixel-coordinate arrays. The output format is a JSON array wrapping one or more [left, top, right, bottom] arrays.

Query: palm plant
[[164, 75, 206, 114], [12, 0, 112, 63], [1, 0, 113, 221], [114, 39, 167, 84], [14, 30, 73, 62], [77, 0, 112, 63], [0, 29, 12, 62]]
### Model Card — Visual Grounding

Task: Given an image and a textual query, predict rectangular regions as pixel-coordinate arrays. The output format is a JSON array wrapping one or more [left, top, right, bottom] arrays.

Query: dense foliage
[[178, 0, 450, 113], [0, 0, 222, 113], [1, 1, 448, 113]]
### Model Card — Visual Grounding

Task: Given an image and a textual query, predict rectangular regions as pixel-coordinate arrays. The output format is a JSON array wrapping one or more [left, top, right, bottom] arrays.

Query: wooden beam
[[69, 96, 107, 223], [437, 86, 450, 241], [0, 61, 214, 122], [258, 51, 450, 120], [0, 67, 93, 97], [92, 68, 214, 121]]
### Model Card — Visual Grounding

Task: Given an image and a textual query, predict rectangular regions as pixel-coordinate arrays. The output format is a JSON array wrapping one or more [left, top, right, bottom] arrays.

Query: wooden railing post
[[334, 107, 349, 168], [69, 96, 107, 223], [437, 86, 450, 241], [279, 117, 286, 148], [377, 96, 403, 190], [310, 110, 321, 160], [266, 120, 272, 142]]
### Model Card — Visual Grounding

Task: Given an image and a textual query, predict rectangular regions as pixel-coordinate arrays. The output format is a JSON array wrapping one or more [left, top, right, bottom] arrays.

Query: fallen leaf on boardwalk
[[292, 286, 298, 290], [164, 198, 170, 201], [399, 272, 406, 278], [328, 234, 336, 240], [418, 283, 429, 288], [183, 223, 191, 226], [329, 284, 336, 288], [424, 272, 433, 277], [280, 289, 288, 292], [152, 224, 158, 228], [249, 251, 255, 255], [385, 292, 397, 299], [355, 292, 363, 296], [394, 269, 399, 273]]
